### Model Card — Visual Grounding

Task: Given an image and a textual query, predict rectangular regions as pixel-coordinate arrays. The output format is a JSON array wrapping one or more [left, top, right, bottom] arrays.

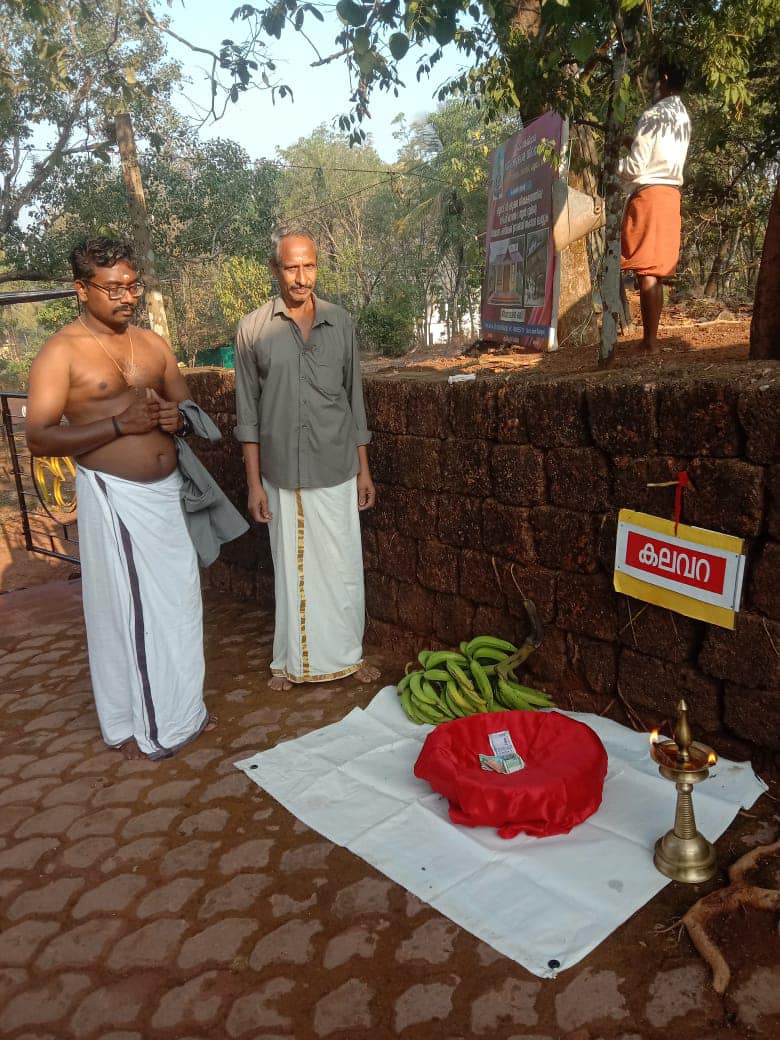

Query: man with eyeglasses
[[25, 236, 214, 760]]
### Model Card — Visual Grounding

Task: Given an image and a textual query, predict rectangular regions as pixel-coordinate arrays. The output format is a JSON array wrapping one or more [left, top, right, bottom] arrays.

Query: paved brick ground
[[0, 579, 778, 1040]]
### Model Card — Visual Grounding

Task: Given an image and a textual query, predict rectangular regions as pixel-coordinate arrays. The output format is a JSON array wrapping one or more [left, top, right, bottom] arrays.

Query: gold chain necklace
[[78, 316, 140, 384]]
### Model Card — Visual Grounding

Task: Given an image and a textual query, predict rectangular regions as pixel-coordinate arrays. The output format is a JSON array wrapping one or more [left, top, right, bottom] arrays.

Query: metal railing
[[1, 391, 80, 564]]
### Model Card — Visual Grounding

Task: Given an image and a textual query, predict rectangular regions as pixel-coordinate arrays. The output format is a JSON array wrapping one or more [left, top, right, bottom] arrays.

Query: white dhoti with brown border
[[76, 465, 208, 758], [265, 476, 365, 683]]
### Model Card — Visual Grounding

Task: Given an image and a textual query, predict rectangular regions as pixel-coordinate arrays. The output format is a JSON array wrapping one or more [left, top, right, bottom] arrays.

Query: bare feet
[[639, 339, 660, 353], [205, 713, 218, 731], [268, 675, 294, 691], [354, 664, 381, 684], [112, 739, 143, 760]]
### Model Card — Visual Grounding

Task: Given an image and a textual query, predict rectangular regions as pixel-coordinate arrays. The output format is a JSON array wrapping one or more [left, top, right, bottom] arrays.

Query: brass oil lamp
[[650, 699, 718, 883]]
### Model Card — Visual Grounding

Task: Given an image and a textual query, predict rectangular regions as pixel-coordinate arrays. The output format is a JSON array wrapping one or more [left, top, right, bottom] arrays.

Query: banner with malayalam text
[[614, 510, 746, 630], [481, 112, 566, 349]]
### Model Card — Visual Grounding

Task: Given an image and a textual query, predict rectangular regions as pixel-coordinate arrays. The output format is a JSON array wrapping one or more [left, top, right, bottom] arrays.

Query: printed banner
[[481, 112, 566, 349], [614, 509, 746, 629]]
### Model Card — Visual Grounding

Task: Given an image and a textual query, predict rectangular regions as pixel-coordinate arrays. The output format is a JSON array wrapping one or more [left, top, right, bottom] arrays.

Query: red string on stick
[[674, 471, 689, 536]]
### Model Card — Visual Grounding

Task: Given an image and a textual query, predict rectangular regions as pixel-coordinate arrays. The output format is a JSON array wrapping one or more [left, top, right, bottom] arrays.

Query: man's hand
[[357, 471, 376, 511], [146, 387, 181, 433], [115, 387, 161, 435], [248, 484, 273, 523]]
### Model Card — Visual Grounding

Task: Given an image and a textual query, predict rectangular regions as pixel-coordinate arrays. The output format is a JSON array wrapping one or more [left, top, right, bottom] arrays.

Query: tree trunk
[[115, 112, 171, 346], [749, 177, 780, 360], [722, 226, 742, 296], [599, 5, 640, 366], [703, 224, 731, 298]]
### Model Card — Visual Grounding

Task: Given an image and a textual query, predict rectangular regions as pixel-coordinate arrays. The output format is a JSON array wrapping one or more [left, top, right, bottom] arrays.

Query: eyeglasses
[[83, 280, 145, 300]]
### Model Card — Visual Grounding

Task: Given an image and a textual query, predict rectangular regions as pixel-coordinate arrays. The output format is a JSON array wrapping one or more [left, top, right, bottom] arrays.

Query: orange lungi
[[621, 185, 682, 278]]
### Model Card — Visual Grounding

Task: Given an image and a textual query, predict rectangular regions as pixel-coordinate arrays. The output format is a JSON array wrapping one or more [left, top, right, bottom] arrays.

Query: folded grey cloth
[[175, 399, 249, 566]]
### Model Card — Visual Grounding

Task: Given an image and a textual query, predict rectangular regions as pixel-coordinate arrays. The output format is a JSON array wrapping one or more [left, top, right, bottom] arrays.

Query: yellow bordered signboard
[[613, 509, 746, 630]]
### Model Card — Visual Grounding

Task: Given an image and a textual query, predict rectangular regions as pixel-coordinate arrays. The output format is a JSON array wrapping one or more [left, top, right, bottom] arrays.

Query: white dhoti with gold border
[[76, 465, 208, 758], [265, 476, 365, 683]]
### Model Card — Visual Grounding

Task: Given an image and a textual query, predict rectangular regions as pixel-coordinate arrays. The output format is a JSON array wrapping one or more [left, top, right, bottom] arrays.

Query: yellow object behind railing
[[32, 455, 77, 512]]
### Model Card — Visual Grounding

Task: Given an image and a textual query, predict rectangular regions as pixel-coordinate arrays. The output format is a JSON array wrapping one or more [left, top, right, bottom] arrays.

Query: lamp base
[[654, 829, 717, 883]]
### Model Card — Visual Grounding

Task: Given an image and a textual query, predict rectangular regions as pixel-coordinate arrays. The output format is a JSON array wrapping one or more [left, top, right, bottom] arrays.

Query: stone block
[[524, 380, 590, 447], [500, 563, 557, 625], [360, 482, 395, 530], [586, 379, 657, 455], [394, 488, 438, 541], [530, 507, 599, 573], [618, 649, 721, 733], [557, 573, 619, 641], [363, 377, 407, 434], [406, 381, 450, 439], [459, 550, 506, 607], [433, 593, 476, 646], [570, 635, 617, 696], [747, 540, 780, 620], [417, 539, 459, 594], [375, 530, 418, 583], [481, 501, 536, 565], [437, 495, 484, 550], [396, 582, 437, 637], [450, 379, 500, 440], [611, 456, 686, 514], [524, 625, 572, 686], [617, 600, 703, 663], [699, 612, 780, 690], [367, 432, 401, 486], [441, 438, 492, 496], [472, 605, 519, 645], [597, 513, 618, 572], [686, 459, 764, 538], [365, 618, 419, 659], [546, 448, 611, 512], [490, 445, 547, 506], [769, 465, 780, 539], [396, 436, 442, 492], [495, 381, 529, 443], [219, 529, 262, 571], [738, 381, 780, 464], [657, 380, 741, 456], [365, 572, 398, 624], [185, 369, 235, 414], [360, 527, 378, 572], [724, 682, 780, 750]]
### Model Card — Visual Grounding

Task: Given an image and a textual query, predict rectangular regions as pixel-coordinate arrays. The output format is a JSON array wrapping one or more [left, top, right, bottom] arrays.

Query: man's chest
[[256, 323, 346, 390], [69, 343, 166, 403]]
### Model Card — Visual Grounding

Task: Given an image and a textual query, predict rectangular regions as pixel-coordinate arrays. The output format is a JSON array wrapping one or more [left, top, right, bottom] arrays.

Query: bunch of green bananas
[[397, 635, 555, 725]]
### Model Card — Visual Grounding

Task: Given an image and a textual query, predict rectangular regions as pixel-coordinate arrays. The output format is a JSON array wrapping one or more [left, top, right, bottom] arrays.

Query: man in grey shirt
[[234, 227, 381, 691]]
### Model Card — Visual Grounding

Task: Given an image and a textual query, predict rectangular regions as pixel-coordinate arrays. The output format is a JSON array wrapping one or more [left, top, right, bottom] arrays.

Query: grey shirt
[[234, 295, 371, 490]]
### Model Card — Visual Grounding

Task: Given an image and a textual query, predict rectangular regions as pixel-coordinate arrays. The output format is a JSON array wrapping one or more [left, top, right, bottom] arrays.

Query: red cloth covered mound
[[414, 711, 608, 839]]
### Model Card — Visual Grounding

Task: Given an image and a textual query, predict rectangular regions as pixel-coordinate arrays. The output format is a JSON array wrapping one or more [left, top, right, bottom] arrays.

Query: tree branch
[[0, 271, 69, 285]]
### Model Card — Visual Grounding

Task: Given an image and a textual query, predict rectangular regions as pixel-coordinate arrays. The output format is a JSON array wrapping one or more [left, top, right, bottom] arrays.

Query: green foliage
[[9, 137, 279, 286], [0, 0, 186, 264], [274, 126, 397, 315], [36, 297, 79, 335], [357, 296, 416, 356], [0, 355, 34, 391], [215, 256, 273, 328]]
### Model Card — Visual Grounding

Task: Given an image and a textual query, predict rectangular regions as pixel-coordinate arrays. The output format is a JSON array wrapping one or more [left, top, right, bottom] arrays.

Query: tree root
[[682, 838, 780, 994]]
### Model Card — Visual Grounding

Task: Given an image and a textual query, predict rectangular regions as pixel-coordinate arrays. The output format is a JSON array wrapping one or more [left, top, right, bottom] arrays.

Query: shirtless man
[[26, 237, 213, 759]]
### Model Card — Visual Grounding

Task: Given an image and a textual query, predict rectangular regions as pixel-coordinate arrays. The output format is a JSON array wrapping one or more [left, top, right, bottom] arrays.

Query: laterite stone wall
[[184, 363, 779, 754]]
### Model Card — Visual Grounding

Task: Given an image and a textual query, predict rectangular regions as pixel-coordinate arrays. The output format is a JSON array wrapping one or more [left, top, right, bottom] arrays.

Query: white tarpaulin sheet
[[236, 686, 767, 977]]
